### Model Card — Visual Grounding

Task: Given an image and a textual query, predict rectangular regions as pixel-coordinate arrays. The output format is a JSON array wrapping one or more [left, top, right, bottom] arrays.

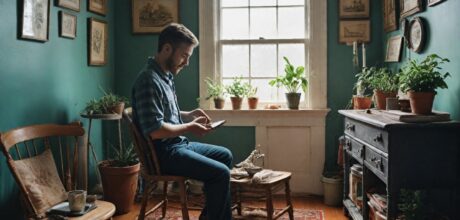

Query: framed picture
[[428, 0, 445, 6], [132, 0, 179, 34], [339, 20, 371, 44], [20, 0, 50, 42], [88, 18, 108, 66], [408, 17, 426, 53], [59, 11, 77, 39], [383, 0, 397, 32], [385, 35, 403, 62], [400, 0, 422, 19], [88, 0, 107, 16], [339, 0, 370, 18], [57, 0, 80, 12]]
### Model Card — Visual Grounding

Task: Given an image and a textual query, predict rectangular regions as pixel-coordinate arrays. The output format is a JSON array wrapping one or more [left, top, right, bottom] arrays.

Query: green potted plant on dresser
[[353, 67, 373, 109], [204, 77, 226, 109], [99, 143, 140, 214], [269, 56, 308, 109], [399, 54, 450, 114], [226, 76, 249, 110], [368, 67, 399, 110]]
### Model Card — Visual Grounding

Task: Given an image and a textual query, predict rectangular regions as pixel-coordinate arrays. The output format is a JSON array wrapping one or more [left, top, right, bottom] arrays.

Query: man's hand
[[182, 109, 212, 123], [188, 116, 211, 136]]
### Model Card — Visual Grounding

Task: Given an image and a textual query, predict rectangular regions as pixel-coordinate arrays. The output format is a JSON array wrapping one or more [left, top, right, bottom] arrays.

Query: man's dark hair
[[158, 23, 199, 53]]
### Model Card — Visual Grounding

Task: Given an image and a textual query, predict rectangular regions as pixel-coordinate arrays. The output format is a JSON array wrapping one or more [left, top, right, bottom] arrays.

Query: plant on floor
[[398, 54, 450, 114], [107, 142, 139, 167], [398, 189, 427, 220]]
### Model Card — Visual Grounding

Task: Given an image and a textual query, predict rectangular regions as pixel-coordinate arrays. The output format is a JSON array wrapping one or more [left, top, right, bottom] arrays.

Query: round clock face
[[409, 18, 424, 53]]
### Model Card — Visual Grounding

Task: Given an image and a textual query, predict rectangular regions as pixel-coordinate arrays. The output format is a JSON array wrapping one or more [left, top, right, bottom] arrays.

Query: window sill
[[204, 108, 330, 126]]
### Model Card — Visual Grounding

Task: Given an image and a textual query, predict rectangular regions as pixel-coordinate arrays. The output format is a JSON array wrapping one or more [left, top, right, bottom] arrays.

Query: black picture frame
[[19, 0, 50, 42]]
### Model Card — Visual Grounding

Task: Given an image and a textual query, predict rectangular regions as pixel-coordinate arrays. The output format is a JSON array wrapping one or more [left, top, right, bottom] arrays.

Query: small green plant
[[269, 57, 308, 93], [226, 76, 249, 98], [398, 189, 427, 220], [368, 67, 399, 93], [84, 87, 129, 114], [399, 54, 450, 93], [245, 84, 258, 98], [204, 77, 226, 100], [354, 67, 375, 96], [108, 142, 139, 167]]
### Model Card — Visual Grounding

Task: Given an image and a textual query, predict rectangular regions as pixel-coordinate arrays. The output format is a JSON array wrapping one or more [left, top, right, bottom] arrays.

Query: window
[[199, 0, 327, 109], [220, 0, 306, 102]]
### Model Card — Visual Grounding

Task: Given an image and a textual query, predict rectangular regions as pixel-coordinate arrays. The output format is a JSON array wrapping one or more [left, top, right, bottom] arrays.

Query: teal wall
[[0, 0, 115, 218], [384, 1, 460, 121]]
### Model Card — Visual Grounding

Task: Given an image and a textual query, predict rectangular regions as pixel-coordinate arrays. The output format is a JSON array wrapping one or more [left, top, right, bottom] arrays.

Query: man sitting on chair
[[131, 23, 233, 220]]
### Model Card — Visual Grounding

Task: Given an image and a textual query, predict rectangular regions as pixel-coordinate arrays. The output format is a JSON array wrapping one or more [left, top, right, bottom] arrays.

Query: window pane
[[250, 0, 276, 6], [250, 8, 276, 39], [278, 0, 304, 6], [222, 45, 250, 78], [251, 44, 277, 77], [221, 8, 249, 39], [278, 7, 305, 38], [221, 0, 248, 7], [251, 79, 277, 101], [278, 44, 305, 76]]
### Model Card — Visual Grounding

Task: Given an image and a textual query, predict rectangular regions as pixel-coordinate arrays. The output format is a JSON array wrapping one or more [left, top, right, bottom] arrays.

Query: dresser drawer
[[344, 136, 364, 162], [344, 118, 388, 153], [364, 146, 388, 183]]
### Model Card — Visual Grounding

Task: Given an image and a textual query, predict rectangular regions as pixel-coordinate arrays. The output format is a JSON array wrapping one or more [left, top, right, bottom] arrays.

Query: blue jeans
[[156, 140, 233, 220]]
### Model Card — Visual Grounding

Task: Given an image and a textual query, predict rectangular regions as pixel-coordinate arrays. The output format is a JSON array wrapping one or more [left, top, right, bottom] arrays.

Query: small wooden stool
[[231, 171, 294, 220]]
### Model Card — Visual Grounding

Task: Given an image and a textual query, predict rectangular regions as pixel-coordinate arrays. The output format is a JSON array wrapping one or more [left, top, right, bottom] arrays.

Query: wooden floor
[[113, 195, 347, 220]]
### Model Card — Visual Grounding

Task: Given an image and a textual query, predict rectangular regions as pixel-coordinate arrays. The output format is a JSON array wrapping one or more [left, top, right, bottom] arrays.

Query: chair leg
[[162, 181, 168, 218], [138, 181, 154, 220], [266, 187, 274, 220], [285, 180, 294, 220], [178, 181, 189, 220], [236, 185, 242, 216]]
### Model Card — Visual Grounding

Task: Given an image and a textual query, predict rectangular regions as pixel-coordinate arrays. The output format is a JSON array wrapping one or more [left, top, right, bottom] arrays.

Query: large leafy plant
[[204, 78, 226, 100], [226, 76, 249, 98], [399, 54, 450, 93], [368, 67, 399, 93], [269, 57, 308, 93]]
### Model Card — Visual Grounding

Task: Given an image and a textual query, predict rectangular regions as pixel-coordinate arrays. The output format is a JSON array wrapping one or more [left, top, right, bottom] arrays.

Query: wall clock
[[408, 17, 425, 53]]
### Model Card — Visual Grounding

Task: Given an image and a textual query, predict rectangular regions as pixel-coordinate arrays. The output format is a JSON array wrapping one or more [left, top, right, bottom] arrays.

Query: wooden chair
[[123, 108, 189, 220], [0, 122, 115, 219]]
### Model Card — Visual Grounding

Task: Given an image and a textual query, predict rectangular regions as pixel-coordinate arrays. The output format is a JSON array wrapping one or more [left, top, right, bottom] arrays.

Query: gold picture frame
[[88, 18, 108, 66], [339, 20, 371, 44], [88, 0, 107, 16], [132, 0, 179, 34], [57, 0, 80, 12], [385, 35, 403, 62], [20, 0, 50, 42], [400, 0, 422, 20], [383, 0, 397, 32], [339, 0, 370, 18], [59, 11, 77, 39]]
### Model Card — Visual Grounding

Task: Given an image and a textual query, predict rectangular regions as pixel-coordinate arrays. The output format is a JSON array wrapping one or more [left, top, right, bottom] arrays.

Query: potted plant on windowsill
[[204, 77, 226, 109], [269, 57, 308, 109], [399, 54, 450, 114], [226, 76, 249, 110], [99, 143, 140, 214], [246, 85, 258, 110], [368, 67, 399, 110], [353, 68, 373, 109]]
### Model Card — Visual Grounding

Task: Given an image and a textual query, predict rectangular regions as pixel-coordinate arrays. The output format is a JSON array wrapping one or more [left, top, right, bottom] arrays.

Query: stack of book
[[367, 192, 387, 220]]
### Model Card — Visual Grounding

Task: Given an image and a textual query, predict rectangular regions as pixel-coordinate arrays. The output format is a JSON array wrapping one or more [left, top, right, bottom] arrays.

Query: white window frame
[[199, 0, 327, 110]]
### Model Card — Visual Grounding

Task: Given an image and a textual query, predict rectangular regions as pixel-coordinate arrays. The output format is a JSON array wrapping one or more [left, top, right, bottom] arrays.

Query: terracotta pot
[[373, 90, 397, 110], [286, 93, 301, 110], [99, 161, 140, 214], [408, 91, 435, 115], [213, 98, 225, 109], [247, 97, 259, 110], [230, 97, 243, 110], [107, 102, 125, 115], [353, 96, 372, 109]]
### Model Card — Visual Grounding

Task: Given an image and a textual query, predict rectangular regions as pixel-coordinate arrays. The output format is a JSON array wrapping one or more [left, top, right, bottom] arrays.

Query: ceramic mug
[[68, 190, 86, 212]]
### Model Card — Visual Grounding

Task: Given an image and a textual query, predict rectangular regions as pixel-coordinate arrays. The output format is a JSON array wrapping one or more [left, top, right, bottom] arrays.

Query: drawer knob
[[373, 134, 383, 142], [346, 123, 355, 131], [358, 147, 364, 158]]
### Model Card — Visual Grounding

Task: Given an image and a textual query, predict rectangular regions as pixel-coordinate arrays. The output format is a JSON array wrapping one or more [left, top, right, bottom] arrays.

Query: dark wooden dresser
[[339, 110, 460, 220]]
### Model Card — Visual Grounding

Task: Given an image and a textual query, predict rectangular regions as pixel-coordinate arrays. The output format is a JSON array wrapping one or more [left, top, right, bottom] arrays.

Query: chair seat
[[69, 200, 115, 220]]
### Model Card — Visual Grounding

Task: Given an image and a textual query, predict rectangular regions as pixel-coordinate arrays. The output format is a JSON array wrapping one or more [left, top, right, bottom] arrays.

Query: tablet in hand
[[210, 120, 226, 129]]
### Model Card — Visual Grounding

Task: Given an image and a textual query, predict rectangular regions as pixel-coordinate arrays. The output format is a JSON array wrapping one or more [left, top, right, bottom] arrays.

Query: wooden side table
[[231, 171, 294, 220], [80, 113, 122, 191]]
